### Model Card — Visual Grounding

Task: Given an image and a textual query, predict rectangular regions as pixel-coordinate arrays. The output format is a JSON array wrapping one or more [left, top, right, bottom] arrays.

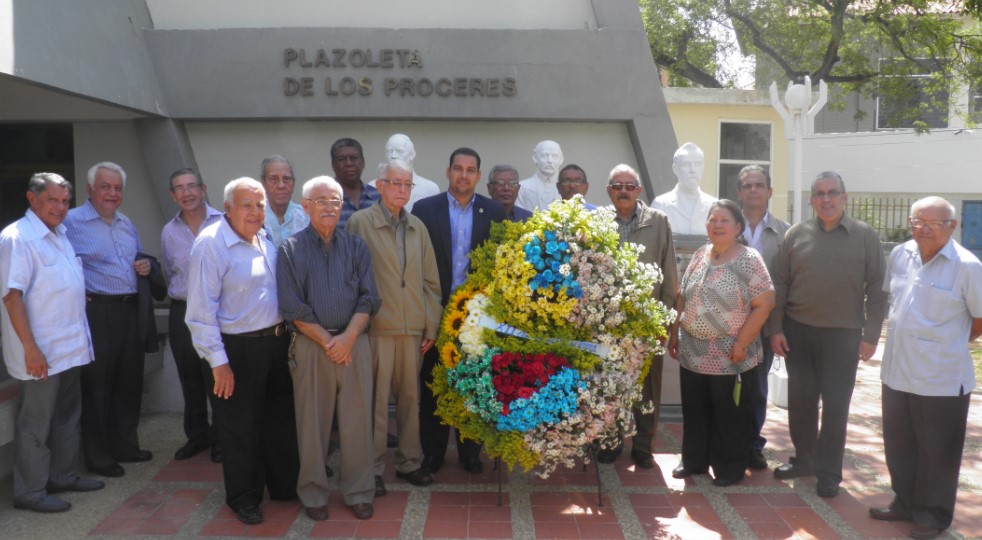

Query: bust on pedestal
[[515, 140, 564, 212], [651, 142, 717, 235], [369, 133, 440, 211]]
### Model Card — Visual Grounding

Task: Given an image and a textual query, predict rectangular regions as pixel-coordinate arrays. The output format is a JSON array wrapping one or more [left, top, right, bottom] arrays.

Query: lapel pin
[[479, 208, 484, 214]]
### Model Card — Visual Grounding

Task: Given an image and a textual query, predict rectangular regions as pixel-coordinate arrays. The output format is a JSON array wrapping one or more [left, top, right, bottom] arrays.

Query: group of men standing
[[0, 134, 977, 539]]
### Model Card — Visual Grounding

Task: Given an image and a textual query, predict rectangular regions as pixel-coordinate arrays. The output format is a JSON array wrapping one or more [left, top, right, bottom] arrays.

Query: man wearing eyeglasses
[[869, 197, 982, 540], [348, 160, 441, 497], [601, 164, 679, 469], [368, 134, 440, 212], [767, 171, 887, 499], [331, 138, 380, 227], [277, 176, 380, 522], [486, 164, 532, 222], [735, 165, 790, 471], [557, 164, 597, 211], [260, 155, 308, 247], [161, 169, 224, 463]]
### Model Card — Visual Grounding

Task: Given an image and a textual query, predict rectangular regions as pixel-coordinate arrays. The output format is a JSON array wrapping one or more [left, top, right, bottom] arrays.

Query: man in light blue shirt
[[64, 162, 153, 479], [1, 173, 103, 513], [260, 155, 308, 246], [871, 196, 982, 539]]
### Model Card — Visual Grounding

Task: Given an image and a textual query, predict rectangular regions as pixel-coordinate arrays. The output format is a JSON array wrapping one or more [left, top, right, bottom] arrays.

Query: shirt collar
[[24, 208, 65, 239], [172, 204, 222, 226], [447, 191, 475, 211], [219, 215, 269, 247], [77, 199, 119, 223]]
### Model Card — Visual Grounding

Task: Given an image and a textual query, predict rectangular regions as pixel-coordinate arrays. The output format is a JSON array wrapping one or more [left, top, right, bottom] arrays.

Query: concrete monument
[[515, 140, 564, 212], [652, 142, 717, 234], [369, 133, 440, 211]]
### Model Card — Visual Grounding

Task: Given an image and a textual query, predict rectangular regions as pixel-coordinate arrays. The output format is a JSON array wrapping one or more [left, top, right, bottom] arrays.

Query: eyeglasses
[[558, 179, 587, 186], [811, 190, 842, 200], [304, 198, 343, 209], [489, 180, 520, 187], [378, 179, 415, 190], [171, 183, 202, 194], [909, 218, 952, 230], [332, 155, 363, 164], [609, 183, 639, 191]]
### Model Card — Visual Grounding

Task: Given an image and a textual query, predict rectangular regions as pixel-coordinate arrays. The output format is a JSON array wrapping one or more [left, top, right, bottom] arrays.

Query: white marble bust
[[369, 133, 440, 211], [652, 142, 718, 234], [515, 139, 564, 212]]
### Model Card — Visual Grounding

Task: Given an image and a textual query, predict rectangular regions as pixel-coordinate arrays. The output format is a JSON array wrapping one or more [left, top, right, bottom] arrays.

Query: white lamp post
[[770, 77, 828, 224]]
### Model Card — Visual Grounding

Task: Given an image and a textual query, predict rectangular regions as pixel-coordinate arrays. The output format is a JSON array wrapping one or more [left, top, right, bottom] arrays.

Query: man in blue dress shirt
[[64, 162, 153, 478]]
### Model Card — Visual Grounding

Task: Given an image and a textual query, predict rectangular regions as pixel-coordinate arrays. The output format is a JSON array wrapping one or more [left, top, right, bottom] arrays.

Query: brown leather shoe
[[910, 524, 944, 539], [869, 506, 910, 522], [349, 502, 374, 520], [305, 505, 329, 521]]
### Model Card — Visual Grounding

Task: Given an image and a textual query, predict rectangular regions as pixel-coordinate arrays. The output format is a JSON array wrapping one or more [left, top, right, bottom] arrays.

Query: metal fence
[[789, 195, 914, 243]]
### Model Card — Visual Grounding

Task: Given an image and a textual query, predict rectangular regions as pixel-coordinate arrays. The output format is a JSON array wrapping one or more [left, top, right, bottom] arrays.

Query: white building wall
[[186, 120, 637, 209]]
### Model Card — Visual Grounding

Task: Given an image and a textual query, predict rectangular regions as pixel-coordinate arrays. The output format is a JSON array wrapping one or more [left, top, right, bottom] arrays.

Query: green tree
[[641, 0, 982, 129]]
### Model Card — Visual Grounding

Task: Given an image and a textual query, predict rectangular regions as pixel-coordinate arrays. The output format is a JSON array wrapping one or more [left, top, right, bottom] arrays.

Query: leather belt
[[234, 322, 288, 338], [87, 292, 137, 303]]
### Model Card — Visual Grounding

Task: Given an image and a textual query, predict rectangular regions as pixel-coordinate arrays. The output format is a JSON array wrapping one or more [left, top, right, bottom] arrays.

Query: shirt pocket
[[923, 284, 964, 324], [37, 249, 71, 293]]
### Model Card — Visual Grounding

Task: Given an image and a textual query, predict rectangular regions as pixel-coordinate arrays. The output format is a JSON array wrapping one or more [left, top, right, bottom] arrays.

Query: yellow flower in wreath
[[440, 342, 462, 368], [441, 309, 467, 338]]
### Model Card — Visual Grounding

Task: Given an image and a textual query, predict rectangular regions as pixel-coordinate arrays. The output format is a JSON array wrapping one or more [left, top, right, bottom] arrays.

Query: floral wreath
[[431, 197, 674, 477]]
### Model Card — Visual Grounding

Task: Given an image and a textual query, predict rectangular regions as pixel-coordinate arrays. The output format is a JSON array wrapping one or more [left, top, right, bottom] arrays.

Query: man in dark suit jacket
[[412, 147, 505, 475]]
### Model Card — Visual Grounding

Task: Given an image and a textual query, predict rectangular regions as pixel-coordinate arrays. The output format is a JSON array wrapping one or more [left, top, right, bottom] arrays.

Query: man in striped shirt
[[64, 162, 154, 479]]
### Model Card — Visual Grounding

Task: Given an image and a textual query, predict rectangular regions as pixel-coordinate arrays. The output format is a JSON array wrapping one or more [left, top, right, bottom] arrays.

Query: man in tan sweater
[[347, 160, 442, 495]]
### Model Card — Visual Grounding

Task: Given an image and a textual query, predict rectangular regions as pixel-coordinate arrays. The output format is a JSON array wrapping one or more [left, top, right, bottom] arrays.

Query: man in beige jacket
[[347, 159, 442, 495]]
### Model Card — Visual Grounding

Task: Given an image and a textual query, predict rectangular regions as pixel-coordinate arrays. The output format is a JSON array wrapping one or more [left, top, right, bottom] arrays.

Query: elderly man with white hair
[[370, 134, 440, 211], [278, 176, 381, 522], [515, 139, 564, 212], [348, 161, 441, 496], [186, 178, 300, 526], [870, 196, 982, 539]]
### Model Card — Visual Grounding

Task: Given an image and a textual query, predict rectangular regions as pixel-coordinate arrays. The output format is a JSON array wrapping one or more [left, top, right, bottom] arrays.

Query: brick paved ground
[[1, 354, 980, 539]]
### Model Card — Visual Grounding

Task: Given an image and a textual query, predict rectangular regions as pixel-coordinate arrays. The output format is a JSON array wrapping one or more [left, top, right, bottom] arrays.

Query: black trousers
[[419, 346, 481, 463], [748, 332, 774, 452], [783, 317, 862, 487], [679, 365, 757, 480], [81, 300, 144, 469], [211, 332, 299, 511], [168, 300, 218, 446], [882, 383, 970, 530]]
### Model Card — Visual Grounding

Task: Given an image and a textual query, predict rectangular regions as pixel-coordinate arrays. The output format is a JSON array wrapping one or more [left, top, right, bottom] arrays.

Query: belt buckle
[[274, 323, 284, 337]]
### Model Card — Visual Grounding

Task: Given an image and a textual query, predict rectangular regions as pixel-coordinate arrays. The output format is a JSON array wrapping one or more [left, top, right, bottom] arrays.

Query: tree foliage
[[641, 0, 982, 128]]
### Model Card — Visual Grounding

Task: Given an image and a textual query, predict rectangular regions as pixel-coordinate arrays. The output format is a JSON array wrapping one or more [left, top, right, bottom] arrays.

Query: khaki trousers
[[370, 335, 424, 475], [291, 333, 374, 507]]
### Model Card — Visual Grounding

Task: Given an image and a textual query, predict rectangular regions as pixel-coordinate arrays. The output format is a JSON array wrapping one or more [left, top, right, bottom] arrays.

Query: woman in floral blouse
[[668, 199, 775, 486]]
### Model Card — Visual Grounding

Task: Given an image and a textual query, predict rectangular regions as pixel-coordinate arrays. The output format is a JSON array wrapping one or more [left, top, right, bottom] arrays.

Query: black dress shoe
[[235, 504, 263, 525], [816, 482, 840, 498], [174, 438, 210, 460], [462, 457, 484, 474], [234, 504, 264, 525], [14, 495, 71, 513], [387, 433, 399, 448], [210, 444, 224, 463], [630, 449, 654, 469], [375, 475, 387, 497], [117, 450, 152, 463], [89, 463, 125, 477], [712, 474, 744, 487], [869, 506, 911, 522], [349, 502, 373, 520], [396, 467, 434, 486], [748, 450, 768, 470], [47, 477, 105, 493], [773, 461, 813, 479], [597, 447, 622, 464], [671, 464, 707, 479], [422, 456, 444, 473], [910, 524, 944, 539]]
